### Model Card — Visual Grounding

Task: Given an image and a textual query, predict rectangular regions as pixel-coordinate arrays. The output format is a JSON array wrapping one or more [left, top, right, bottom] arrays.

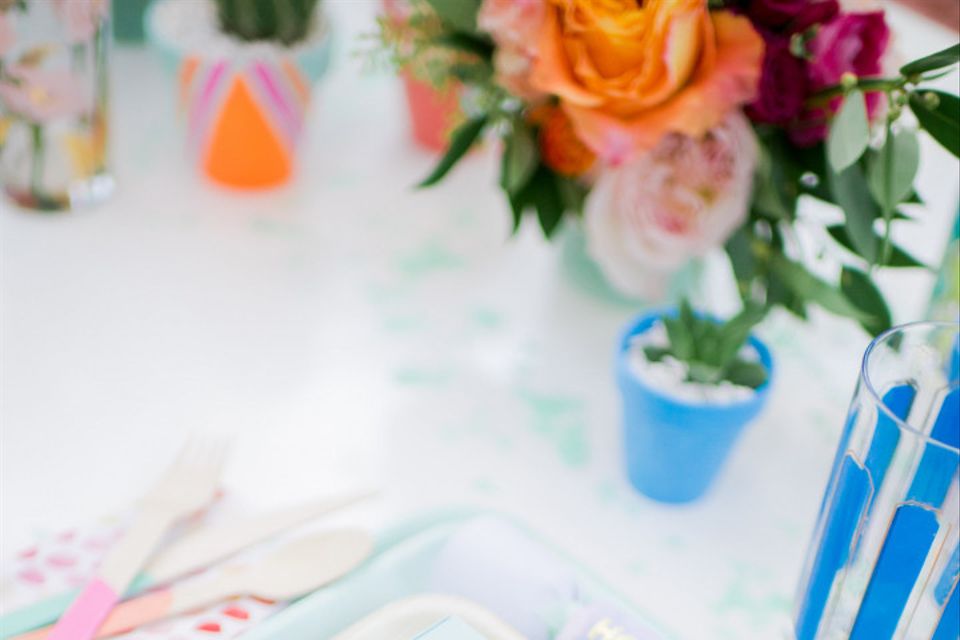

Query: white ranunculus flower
[[584, 111, 757, 299]]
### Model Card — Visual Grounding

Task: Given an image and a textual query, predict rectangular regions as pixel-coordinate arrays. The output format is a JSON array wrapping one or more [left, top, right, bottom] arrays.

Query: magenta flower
[[746, 32, 807, 125], [790, 10, 890, 146], [807, 11, 889, 89], [790, 0, 839, 33], [747, 0, 807, 29], [744, 0, 838, 32]]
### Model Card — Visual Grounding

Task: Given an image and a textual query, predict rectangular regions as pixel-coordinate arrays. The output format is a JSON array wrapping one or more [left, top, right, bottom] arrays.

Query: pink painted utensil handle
[[15, 589, 173, 640], [45, 579, 118, 640]]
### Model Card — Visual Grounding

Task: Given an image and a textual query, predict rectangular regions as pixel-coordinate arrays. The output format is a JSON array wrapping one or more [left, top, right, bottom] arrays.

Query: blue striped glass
[[795, 322, 960, 640]]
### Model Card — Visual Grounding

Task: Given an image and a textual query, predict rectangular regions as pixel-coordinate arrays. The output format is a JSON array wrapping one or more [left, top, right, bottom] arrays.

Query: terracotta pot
[[401, 72, 462, 152], [382, 0, 463, 152]]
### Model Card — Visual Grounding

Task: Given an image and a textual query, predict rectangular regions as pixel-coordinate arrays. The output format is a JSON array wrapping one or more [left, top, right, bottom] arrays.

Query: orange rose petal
[[664, 10, 702, 90], [656, 11, 762, 135], [581, 18, 646, 78], [702, 11, 764, 102], [563, 102, 662, 164], [539, 106, 596, 176], [602, 10, 701, 115], [531, 6, 605, 107]]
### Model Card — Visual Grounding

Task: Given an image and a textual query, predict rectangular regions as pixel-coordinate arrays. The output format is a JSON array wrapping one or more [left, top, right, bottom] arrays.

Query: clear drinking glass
[[795, 321, 959, 640], [0, 0, 112, 211]]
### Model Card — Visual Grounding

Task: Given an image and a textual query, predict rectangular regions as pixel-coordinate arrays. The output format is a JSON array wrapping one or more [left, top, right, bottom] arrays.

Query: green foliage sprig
[[728, 43, 959, 339], [215, 0, 319, 46], [376, 0, 586, 237]]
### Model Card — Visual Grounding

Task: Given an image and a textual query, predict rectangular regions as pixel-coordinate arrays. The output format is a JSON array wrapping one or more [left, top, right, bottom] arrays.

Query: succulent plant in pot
[[641, 302, 769, 392], [616, 301, 774, 503], [145, 0, 332, 189]]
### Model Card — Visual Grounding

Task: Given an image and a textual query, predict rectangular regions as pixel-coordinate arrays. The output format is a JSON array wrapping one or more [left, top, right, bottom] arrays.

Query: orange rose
[[529, 0, 764, 163]]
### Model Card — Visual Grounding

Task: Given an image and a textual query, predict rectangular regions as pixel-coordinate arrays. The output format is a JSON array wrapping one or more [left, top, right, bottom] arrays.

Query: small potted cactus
[[616, 302, 774, 503], [146, 0, 332, 189]]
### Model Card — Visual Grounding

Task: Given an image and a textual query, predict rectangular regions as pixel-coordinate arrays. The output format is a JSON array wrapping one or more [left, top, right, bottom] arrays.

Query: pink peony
[[0, 12, 12, 57], [0, 66, 88, 122], [477, 0, 546, 99], [53, 0, 108, 44], [584, 112, 757, 299]]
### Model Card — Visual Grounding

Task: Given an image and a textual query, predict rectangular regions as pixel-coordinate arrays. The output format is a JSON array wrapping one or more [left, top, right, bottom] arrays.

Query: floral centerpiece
[[379, 0, 960, 366], [0, 0, 111, 211]]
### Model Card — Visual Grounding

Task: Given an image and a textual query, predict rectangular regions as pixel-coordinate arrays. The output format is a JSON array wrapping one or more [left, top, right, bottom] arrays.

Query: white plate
[[332, 594, 526, 640]]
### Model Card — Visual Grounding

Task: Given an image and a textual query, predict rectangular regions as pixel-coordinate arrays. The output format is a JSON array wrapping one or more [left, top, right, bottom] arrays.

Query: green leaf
[[521, 166, 565, 237], [724, 360, 768, 389], [422, 0, 482, 33], [827, 89, 870, 173], [910, 90, 960, 158], [751, 144, 791, 220], [555, 176, 588, 215], [840, 266, 892, 336], [507, 193, 524, 233], [827, 161, 880, 263], [884, 245, 929, 269], [770, 254, 872, 321], [725, 228, 758, 297], [919, 68, 958, 82], [507, 172, 533, 232], [903, 191, 924, 206], [714, 305, 765, 368], [696, 326, 719, 367], [500, 126, 538, 195], [418, 115, 488, 188], [679, 299, 696, 334], [867, 128, 920, 214], [826, 225, 928, 268], [687, 362, 722, 385], [432, 31, 494, 59], [752, 130, 803, 219], [767, 269, 808, 320], [643, 346, 671, 362], [900, 44, 960, 76], [448, 61, 493, 84], [663, 314, 694, 362]]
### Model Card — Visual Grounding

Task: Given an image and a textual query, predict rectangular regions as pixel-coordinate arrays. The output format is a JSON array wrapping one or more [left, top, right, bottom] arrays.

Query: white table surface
[[1, 2, 957, 638]]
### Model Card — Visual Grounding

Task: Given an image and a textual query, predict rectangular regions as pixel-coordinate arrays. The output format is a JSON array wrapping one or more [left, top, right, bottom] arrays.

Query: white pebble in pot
[[427, 516, 580, 640]]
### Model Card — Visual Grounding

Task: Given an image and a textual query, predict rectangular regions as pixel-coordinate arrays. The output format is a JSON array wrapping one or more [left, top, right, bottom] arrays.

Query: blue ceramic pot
[[616, 309, 774, 503]]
